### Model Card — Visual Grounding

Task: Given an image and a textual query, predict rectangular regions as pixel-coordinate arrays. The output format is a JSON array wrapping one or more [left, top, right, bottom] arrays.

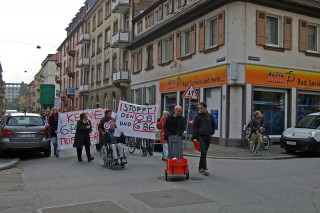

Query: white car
[[280, 112, 320, 154]]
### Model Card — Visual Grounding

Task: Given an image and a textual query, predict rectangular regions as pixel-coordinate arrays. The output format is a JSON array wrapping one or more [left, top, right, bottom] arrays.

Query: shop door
[[253, 90, 287, 135], [205, 88, 221, 137]]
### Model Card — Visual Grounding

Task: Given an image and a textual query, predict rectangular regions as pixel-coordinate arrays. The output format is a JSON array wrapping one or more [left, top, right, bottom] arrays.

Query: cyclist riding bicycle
[[248, 110, 264, 155]]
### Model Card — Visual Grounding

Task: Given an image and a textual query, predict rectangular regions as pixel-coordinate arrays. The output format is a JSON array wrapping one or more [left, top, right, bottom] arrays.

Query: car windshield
[[296, 115, 320, 129], [7, 116, 44, 126]]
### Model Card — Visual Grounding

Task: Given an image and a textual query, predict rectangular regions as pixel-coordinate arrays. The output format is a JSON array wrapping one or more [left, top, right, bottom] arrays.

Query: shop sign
[[182, 83, 199, 99], [246, 65, 320, 89], [160, 65, 227, 93]]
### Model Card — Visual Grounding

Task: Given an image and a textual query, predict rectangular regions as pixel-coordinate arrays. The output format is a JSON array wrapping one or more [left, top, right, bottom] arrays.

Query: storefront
[[160, 65, 227, 137]]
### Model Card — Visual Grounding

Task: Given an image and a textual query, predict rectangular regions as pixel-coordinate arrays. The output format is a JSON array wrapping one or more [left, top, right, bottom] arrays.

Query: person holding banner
[[48, 107, 59, 157], [164, 105, 186, 158], [97, 109, 114, 151], [192, 102, 215, 176], [103, 120, 127, 165], [157, 111, 170, 161], [73, 112, 94, 162]]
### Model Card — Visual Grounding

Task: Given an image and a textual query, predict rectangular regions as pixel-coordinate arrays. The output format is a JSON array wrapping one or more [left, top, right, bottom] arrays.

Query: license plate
[[286, 141, 296, 145], [18, 133, 35, 138]]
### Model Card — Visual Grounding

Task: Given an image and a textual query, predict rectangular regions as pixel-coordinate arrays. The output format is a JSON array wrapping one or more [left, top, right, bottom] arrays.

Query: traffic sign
[[182, 83, 199, 99]]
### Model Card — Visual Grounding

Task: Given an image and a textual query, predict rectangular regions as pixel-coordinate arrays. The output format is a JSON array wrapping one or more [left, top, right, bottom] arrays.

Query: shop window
[[253, 90, 285, 135], [163, 93, 177, 113], [297, 93, 320, 122]]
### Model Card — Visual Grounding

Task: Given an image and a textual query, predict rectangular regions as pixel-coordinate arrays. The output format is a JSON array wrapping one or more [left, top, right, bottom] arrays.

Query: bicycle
[[247, 130, 270, 153], [126, 137, 151, 157]]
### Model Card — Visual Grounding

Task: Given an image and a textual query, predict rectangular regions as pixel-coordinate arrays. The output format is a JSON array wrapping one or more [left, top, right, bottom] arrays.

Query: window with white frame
[[105, 28, 111, 47], [105, 1, 111, 17], [97, 34, 102, 53], [307, 24, 319, 52], [207, 17, 218, 48], [91, 67, 94, 84], [266, 14, 282, 47], [181, 29, 191, 56], [163, 2, 169, 17], [162, 38, 170, 63], [92, 15, 96, 31], [146, 45, 153, 69], [96, 64, 101, 82], [98, 8, 103, 25], [174, 0, 181, 11], [91, 39, 96, 55], [112, 56, 117, 73], [133, 52, 139, 73], [104, 60, 110, 79]]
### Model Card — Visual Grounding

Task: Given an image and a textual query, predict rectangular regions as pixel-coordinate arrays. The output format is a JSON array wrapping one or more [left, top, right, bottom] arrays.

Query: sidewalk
[[0, 144, 294, 171]]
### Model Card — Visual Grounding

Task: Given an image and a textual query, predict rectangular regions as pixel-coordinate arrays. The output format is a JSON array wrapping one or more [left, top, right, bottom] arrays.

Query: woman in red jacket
[[157, 111, 170, 161]]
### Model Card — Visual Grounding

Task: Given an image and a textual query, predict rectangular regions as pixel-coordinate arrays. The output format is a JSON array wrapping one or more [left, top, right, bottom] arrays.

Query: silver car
[[280, 112, 320, 154], [0, 112, 51, 156]]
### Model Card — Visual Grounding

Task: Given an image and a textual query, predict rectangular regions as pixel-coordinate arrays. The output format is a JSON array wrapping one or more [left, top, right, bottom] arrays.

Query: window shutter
[[169, 0, 173, 14], [190, 25, 196, 54], [299, 20, 307, 52], [176, 32, 181, 59], [283, 16, 292, 50], [256, 10, 266, 46], [199, 20, 205, 52], [159, 5, 163, 20], [181, 0, 186, 6], [169, 36, 174, 61], [158, 41, 162, 65], [138, 51, 142, 71], [217, 11, 225, 46]]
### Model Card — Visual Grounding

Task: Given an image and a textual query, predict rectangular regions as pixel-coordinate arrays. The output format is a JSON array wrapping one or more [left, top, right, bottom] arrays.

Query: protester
[[157, 111, 170, 161], [192, 102, 215, 176], [97, 109, 113, 151], [48, 107, 59, 157], [73, 112, 94, 162], [103, 120, 127, 165], [164, 105, 186, 158]]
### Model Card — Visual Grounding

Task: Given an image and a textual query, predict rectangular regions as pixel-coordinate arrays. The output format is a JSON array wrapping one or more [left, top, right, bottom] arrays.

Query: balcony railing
[[66, 67, 75, 77], [79, 84, 90, 94], [78, 57, 90, 68], [112, 69, 130, 87], [111, 0, 130, 13], [79, 33, 91, 44], [110, 32, 129, 48]]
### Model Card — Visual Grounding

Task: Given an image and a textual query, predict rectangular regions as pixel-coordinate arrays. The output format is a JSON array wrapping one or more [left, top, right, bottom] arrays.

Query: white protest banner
[[116, 101, 157, 139], [57, 108, 105, 150]]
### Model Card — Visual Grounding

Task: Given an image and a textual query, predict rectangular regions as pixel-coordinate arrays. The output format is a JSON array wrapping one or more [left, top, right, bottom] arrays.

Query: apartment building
[[57, 0, 131, 112], [128, 0, 320, 146]]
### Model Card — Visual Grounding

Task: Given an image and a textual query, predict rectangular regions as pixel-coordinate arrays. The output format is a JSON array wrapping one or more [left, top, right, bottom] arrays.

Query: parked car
[[280, 112, 320, 154], [0, 112, 51, 156]]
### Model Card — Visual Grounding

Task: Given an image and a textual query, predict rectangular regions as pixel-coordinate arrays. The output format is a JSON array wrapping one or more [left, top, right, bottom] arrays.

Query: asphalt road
[[0, 148, 319, 213]]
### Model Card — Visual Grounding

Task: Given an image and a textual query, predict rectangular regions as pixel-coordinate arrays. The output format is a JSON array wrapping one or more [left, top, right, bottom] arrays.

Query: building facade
[[57, 0, 131, 112], [128, 0, 320, 146]]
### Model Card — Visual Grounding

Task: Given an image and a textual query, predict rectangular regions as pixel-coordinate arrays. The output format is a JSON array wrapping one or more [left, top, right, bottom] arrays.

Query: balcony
[[110, 32, 129, 48], [67, 49, 75, 57], [79, 33, 91, 44], [56, 62, 62, 68], [78, 57, 90, 68], [111, 0, 130, 13], [112, 69, 130, 87], [55, 75, 62, 84], [66, 67, 75, 77], [79, 84, 89, 94], [66, 87, 76, 96]]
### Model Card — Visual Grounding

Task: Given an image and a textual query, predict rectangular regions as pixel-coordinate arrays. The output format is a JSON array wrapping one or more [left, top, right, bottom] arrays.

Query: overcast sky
[[0, 0, 85, 84]]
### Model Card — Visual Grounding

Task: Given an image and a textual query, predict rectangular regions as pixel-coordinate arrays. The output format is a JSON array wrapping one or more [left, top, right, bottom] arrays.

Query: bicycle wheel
[[127, 137, 136, 153], [262, 135, 270, 150], [100, 146, 108, 167]]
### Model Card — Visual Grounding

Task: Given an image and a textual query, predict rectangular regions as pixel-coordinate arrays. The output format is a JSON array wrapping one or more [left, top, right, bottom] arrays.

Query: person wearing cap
[[97, 109, 114, 151]]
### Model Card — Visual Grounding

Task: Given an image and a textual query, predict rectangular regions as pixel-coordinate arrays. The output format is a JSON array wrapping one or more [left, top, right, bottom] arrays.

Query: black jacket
[[48, 114, 58, 137], [192, 111, 215, 139], [164, 115, 186, 138], [73, 120, 92, 148]]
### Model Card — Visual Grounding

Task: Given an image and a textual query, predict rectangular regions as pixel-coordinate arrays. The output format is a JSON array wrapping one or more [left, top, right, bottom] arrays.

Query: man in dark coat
[[73, 112, 94, 162], [97, 109, 113, 151], [164, 105, 186, 158], [192, 102, 215, 176]]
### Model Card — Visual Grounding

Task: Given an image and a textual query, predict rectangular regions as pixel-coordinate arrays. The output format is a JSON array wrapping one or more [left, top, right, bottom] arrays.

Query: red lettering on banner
[[59, 137, 74, 145]]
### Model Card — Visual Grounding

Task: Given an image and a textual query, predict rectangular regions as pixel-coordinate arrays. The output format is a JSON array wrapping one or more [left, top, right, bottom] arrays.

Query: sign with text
[[116, 101, 157, 139], [57, 108, 105, 150]]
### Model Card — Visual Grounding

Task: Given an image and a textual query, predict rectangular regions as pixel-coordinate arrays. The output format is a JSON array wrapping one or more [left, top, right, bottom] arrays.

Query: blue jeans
[[198, 136, 211, 170], [52, 137, 59, 156], [162, 143, 168, 159]]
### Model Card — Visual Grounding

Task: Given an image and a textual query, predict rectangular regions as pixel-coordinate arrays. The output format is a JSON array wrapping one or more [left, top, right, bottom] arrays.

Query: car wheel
[[285, 148, 296, 154], [43, 147, 51, 157]]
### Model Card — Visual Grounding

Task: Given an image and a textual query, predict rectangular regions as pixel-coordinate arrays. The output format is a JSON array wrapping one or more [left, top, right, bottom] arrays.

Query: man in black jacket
[[192, 102, 215, 176]]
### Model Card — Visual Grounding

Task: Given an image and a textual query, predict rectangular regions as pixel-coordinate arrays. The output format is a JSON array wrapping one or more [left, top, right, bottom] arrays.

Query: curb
[[0, 158, 20, 171], [184, 153, 297, 160]]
